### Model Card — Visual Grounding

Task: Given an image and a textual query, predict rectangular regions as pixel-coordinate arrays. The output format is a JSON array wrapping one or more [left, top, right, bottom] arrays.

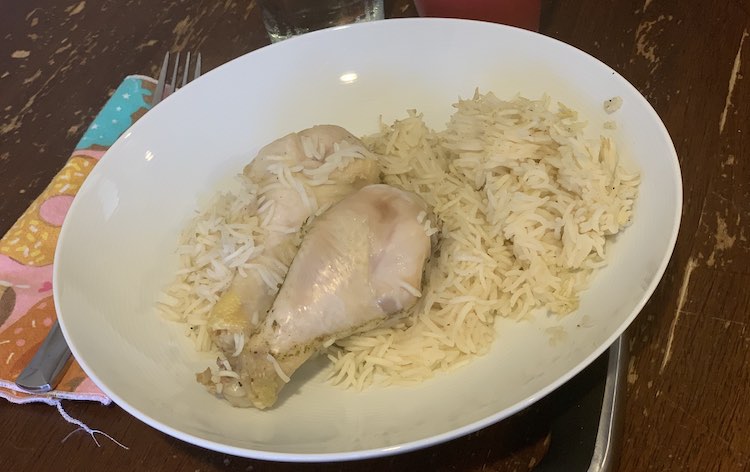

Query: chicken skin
[[207, 125, 380, 355], [225, 184, 432, 409]]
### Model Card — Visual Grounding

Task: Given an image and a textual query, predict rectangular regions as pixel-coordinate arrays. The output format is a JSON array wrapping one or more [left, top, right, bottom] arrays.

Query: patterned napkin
[[0, 76, 157, 405]]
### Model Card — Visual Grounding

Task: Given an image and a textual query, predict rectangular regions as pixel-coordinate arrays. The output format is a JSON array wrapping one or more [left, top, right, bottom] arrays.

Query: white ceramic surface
[[54, 18, 682, 461]]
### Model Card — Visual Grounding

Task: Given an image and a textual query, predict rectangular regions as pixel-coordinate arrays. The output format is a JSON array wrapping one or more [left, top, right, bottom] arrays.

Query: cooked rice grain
[[326, 91, 639, 387]]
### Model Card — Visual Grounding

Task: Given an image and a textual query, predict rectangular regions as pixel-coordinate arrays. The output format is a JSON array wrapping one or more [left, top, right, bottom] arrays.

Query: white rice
[[155, 175, 261, 347], [327, 91, 639, 389], [159, 91, 639, 394]]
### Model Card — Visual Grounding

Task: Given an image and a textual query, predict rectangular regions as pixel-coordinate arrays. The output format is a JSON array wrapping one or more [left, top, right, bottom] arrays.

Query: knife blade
[[15, 320, 72, 393]]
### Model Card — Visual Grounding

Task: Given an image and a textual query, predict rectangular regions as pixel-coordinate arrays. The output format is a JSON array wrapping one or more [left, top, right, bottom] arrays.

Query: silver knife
[[15, 320, 72, 393]]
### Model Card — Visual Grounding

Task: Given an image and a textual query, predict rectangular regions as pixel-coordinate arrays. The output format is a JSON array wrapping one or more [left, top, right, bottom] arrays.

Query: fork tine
[[169, 52, 180, 94], [194, 53, 202, 81], [153, 52, 170, 105], [154, 51, 201, 105], [181, 51, 191, 88]]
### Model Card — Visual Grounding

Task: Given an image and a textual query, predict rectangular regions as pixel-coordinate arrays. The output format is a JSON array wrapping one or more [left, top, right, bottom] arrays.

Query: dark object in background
[[412, 0, 541, 31]]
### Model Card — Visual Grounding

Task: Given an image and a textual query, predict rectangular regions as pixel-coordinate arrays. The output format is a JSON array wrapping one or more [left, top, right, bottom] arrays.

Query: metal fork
[[152, 51, 202, 105]]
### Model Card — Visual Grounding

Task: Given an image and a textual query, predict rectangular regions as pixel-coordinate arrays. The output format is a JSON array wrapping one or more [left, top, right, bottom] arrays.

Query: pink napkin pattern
[[0, 76, 157, 405]]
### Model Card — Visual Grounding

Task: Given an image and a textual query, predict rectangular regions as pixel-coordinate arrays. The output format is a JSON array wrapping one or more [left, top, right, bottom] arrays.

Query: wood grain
[[2, 0, 750, 470]]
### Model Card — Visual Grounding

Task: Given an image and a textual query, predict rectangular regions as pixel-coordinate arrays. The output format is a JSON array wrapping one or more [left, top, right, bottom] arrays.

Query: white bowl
[[55, 18, 681, 461]]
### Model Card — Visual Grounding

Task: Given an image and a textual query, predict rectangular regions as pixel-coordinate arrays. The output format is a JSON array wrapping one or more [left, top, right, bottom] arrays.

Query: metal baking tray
[[535, 333, 628, 471]]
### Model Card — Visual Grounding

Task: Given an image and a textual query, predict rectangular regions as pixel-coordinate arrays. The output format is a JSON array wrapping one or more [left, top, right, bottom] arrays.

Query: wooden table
[[1, 1, 748, 470]]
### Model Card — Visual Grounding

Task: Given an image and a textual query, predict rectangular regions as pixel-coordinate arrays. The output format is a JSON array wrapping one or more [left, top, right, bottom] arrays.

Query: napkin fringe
[[0, 381, 112, 405], [56, 400, 129, 450], [1, 392, 128, 448]]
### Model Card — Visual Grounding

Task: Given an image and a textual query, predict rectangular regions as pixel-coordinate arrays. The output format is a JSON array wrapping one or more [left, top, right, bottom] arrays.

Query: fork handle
[[15, 320, 72, 393]]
